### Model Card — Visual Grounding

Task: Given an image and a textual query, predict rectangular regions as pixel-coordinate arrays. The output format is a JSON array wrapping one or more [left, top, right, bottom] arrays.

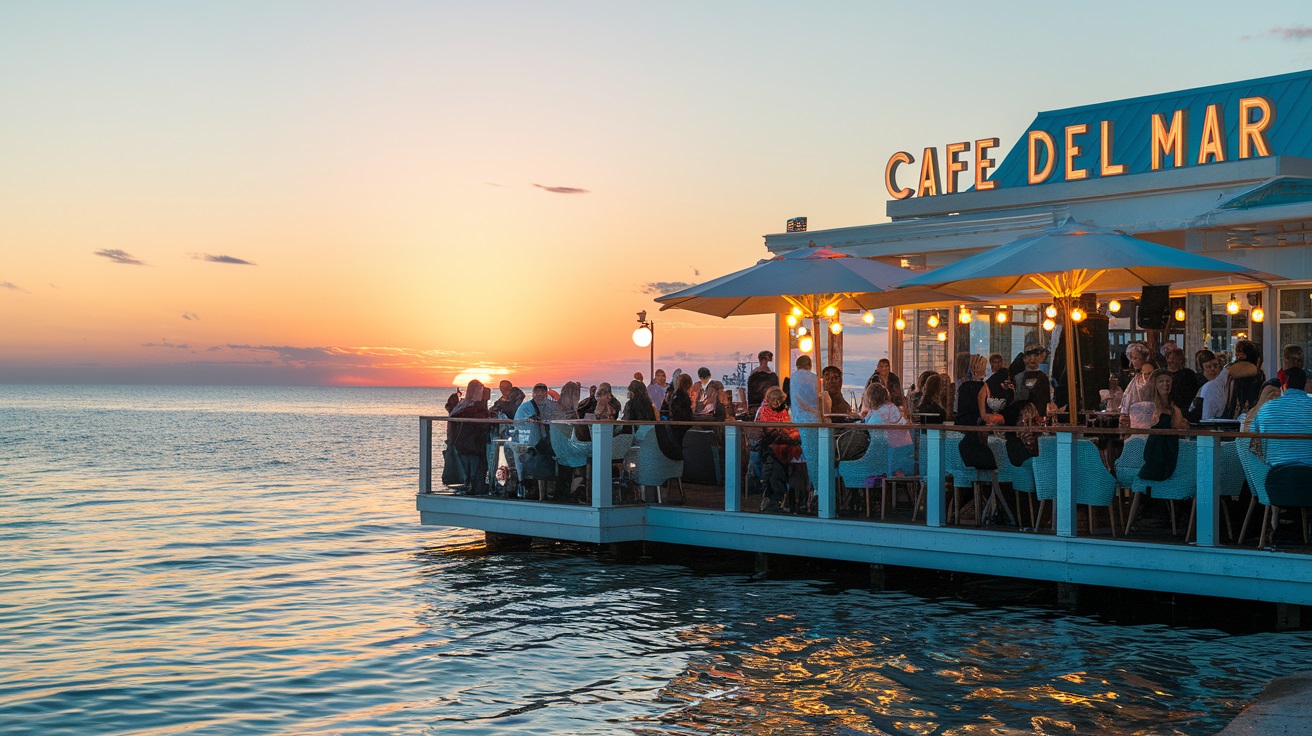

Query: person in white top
[[861, 381, 912, 475]]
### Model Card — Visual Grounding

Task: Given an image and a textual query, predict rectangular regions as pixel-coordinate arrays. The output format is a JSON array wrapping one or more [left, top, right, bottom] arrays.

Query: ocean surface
[[2, 384, 1310, 735]]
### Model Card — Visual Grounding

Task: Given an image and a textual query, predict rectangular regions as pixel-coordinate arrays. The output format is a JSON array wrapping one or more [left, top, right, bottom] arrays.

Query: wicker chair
[[630, 425, 684, 504], [989, 436, 1036, 527], [837, 429, 892, 518], [1235, 438, 1274, 545], [1114, 435, 1147, 490], [1127, 438, 1197, 535], [943, 431, 1004, 525], [1032, 435, 1120, 535]]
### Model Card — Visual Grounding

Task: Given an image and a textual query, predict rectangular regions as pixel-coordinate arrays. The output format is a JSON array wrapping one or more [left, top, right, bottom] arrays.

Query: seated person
[[916, 373, 948, 424], [692, 380, 727, 422], [755, 387, 799, 512], [822, 365, 853, 418], [861, 381, 913, 475]]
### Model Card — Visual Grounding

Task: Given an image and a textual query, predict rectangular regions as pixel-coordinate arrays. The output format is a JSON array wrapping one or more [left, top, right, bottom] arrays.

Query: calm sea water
[[2, 384, 1309, 735]]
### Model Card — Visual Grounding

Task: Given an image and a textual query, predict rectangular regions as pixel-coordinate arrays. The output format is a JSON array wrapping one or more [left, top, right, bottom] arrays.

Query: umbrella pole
[[812, 312, 823, 405], [1062, 296, 1080, 427]]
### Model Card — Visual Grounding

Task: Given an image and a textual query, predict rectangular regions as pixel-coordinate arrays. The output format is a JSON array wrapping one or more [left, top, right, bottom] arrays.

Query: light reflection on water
[[1, 385, 1308, 735]]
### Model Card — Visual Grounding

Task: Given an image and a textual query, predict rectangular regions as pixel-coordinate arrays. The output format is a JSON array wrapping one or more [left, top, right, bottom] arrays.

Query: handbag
[[836, 427, 871, 461], [958, 432, 997, 470], [441, 442, 467, 486]]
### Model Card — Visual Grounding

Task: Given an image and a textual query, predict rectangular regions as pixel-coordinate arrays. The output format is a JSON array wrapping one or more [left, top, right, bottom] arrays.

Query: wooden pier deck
[[417, 418, 1312, 607]]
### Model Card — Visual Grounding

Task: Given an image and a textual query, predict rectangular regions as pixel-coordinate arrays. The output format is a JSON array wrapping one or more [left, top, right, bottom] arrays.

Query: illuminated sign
[[885, 95, 1275, 199]]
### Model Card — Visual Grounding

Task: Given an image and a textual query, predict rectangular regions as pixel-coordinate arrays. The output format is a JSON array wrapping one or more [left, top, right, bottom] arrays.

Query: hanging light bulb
[[894, 316, 906, 331], [796, 326, 807, 336], [823, 305, 837, 318], [1174, 307, 1186, 322], [1226, 295, 1240, 315], [996, 309, 1009, 324], [1108, 299, 1122, 313], [785, 314, 798, 328], [1045, 305, 1058, 319], [829, 321, 843, 335], [1042, 318, 1056, 331], [1253, 307, 1266, 322], [936, 331, 947, 342], [798, 334, 814, 353], [958, 307, 972, 324], [791, 306, 803, 318], [862, 310, 875, 325], [927, 313, 940, 328], [1071, 307, 1086, 322]]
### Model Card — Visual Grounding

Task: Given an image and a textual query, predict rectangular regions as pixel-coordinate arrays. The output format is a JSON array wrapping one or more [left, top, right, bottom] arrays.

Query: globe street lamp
[[633, 311, 654, 379]]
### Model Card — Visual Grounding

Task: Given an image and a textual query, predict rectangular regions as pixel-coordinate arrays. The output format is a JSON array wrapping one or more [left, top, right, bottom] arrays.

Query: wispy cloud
[[532, 183, 590, 195], [1, 281, 28, 293], [143, 340, 190, 349], [95, 249, 146, 265], [191, 253, 256, 265], [1243, 25, 1312, 40], [182, 312, 200, 321], [639, 281, 697, 295]]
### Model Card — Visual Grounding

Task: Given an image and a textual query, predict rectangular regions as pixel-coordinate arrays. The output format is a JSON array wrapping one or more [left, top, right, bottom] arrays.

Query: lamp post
[[633, 310, 654, 380]]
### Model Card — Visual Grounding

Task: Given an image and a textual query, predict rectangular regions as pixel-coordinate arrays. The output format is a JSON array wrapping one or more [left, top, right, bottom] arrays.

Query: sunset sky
[[2, 2, 1310, 387]]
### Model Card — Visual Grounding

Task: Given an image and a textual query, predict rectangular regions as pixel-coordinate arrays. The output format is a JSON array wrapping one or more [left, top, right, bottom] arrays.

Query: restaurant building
[[765, 69, 1312, 388]]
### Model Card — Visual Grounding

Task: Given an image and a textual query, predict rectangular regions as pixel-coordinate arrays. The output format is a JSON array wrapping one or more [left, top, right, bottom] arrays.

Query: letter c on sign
[[885, 151, 914, 200]]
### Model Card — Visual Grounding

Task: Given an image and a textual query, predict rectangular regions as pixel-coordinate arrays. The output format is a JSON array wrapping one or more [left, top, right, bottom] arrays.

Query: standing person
[[647, 369, 668, 414], [448, 380, 491, 495], [491, 380, 525, 420], [661, 369, 684, 416], [866, 358, 904, 408], [691, 367, 713, 410], [1223, 340, 1266, 419], [512, 383, 553, 494], [1119, 344, 1157, 419], [821, 365, 852, 416], [1009, 348, 1055, 423], [746, 350, 780, 416], [791, 355, 829, 491]]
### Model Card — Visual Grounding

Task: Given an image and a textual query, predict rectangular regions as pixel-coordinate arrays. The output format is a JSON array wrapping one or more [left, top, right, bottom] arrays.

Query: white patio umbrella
[[657, 245, 976, 397], [898, 218, 1283, 421]]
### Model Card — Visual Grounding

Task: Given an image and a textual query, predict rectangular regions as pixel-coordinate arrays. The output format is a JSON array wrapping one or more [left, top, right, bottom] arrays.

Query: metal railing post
[[419, 417, 432, 494], [817, 426, 836, 519], [591, 423, 613, 508], [926, 429, 945, 527], [1056, 431, 1079, 537], [1195, 434, 1221, 547], [724, 424, 741, 512]]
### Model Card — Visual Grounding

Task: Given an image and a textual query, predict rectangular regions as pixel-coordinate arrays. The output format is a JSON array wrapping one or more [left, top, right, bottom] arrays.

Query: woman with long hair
[[916, 373, 948, 424], [1137, 369, 1188, 483], [624, 380, 657, 422]]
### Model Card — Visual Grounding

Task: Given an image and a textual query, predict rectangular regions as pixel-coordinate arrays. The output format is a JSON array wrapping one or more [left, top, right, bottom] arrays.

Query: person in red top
[[755, 387, 799, 512]]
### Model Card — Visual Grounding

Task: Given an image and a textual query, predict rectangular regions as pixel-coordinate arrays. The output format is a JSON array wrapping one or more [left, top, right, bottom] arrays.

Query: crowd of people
[[438, 340, 1312, 512]]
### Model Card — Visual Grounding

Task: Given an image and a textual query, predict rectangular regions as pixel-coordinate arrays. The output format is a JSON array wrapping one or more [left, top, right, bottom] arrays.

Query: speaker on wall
[[1137, 285, 1171, 329]]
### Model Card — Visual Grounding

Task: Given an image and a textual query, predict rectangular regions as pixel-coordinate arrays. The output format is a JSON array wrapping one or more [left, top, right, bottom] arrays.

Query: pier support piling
[[869, 564, 886, 591], [1057, 582, 1081, 610], [1275, 603, 1303, 631]]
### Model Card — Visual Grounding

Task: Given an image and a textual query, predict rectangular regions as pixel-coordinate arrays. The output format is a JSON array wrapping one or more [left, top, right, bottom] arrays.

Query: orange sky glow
[[2, 3, 1307, 388]]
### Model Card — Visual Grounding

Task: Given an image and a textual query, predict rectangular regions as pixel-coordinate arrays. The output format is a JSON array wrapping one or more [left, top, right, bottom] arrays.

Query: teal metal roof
[[1217, 176, 1312, 210], [988, 69, 1312, 189]]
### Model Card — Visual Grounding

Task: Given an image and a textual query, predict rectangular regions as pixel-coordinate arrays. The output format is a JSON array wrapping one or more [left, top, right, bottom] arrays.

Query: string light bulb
[[862, 311, 875, 325], [785, 314, 798, 328], [958, 307, 972, 324], [791, 306, 803, 318], [1108, 299, 1122, 313], [1226, 295, 1240, 315], [796, 326, 807, 336], [1045, 305, 1058, 319], [823, 305, 837, 318], [936, 331, 947, 342], [1042, 318, 1056, 331], [894, 316, 906, 331], [1253, 307, 1265, 322], [829, 321, 842, 335], [1071, 307, 1086, 322], [798, 334, 814, 353], [1174, 307, 1186, 322], [996, 310, 1009, 324], [927, 313, 940, 328]]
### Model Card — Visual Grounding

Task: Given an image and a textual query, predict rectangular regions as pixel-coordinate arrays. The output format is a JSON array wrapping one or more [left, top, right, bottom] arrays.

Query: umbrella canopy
[[898, 219, 1281, 298], [657, 246, 974, 318], [898, 219, 1285, 422]]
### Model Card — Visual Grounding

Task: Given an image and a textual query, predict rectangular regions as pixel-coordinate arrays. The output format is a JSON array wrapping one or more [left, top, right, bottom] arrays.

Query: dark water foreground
[[2, 385, 1310, 735]]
